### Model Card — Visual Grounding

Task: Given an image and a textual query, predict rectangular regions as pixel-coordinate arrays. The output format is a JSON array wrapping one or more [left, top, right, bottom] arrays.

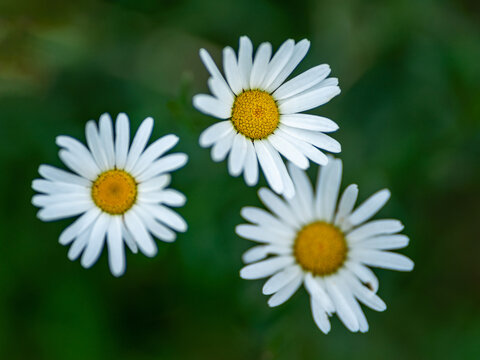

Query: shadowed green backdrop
[[0, 0, 479, 359]]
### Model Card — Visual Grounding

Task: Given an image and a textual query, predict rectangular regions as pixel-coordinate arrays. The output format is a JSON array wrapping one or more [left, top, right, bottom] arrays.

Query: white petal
[[237, 36, 253, 89], [193, 94, 231, 119], [276, 128, 328, 166], [32, 179, 88, 195], [304, 273, 335, 314], [139, 189, 186, 207], [278, 86, 341, 114], [134, 205, 176, 243], [124, 208, 158, 257], [55, 136, 100, 176], [223, 46, 243, 94], [258, 187, 300, 228], [99, 113, 115, 169], [67, 228, 90, 261], [254, 140, 283, 195], [59, 207, 101, 245], [125, 117, 154, 172], [38, 164, 91, 187], [350, 249, 414, 271], [136, 153, 188, 182], [235, 224, 291, 245], [199, 48, 233, 98], [115, 113, 130, 169], [241, 206, 295, 234], [211, 128, 235, 162], [58, 150, 98, 180], [310, 296, 331, 334], [243, 140, 259, 186], [356, 235, 410, 250], [121, 222, 138, 254], [228, 133, 248, 177], [261, 39, 295, 90], [131, 134, 179, 177], [335, 276, 369, 333], [85, 120, 109, 171], [107, 216, 125, 277], [347, 219, 404, 243], [37, 201, 93, 221], [266, 39, 310, 92], [334, 184, 359, 228], [281, 125, 341, 153], [263, 265, 302, 295], [268, 133, 309, 170], [280, 114, 338, 132], [34, 193, 89, 208], [145, 204, 187, 233], [242, 244, 291, 264], [207, 77, 235, 105], [345, 261, 379, 293], [80, 213, 109, 268], [267, 273, 303, 307], [263, 140, 295, 198], [137, 174, 171, 193], [324, 276, 359, 332], [240, 256, 294, 279], [316, 157, 342, 222], [273, 64, 330, 100], [287, 162, 314, 220], [250, 42, 272, 89], [342, 270, 386, 311], [199, 121, 234, 148], [348, 189, 391, 227]]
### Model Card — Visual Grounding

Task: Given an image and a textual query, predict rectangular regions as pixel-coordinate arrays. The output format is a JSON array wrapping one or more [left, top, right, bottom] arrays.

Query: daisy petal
[[281, 125, 341, 153], [280, 114, 339, 132], [38, 165, 91, 186], [59, 207, 101, 245], [124, 208, 158, 257], [125, 117, 154, 172], [273, 64, 330, 100], [228, 133, 248, 177], [278, 86, 341, 114], [261, 39, 295, 90], [268, 133, 309, 170], [263, 265, 302, 295], [211, 128, 235, 162], [346, 219, 404, 243], [324, 276, 360, 332], [304, 273, 335, 314], [107, 216, 125, 277], [334, 184, 359, 228], [80, 213, 110, 269], [237, 36, 253, 89], [115, 113, 130, 169], [310, 296, 331, 334], [350, 249, 414, 271], [267, 273, 303, 307], [345, 261, 379, 293], [250, 42, 272, 88], [132, 134, 179, 177], [199, 121, 234, 148], [241, 244, 291, 264], [348, 189, 391, 226], [240, 256, 294, 279], [223, 46, 243, 94], [275, 128, 328, 166], [254, 140, 283, 195], [243, 140, 259, 186], [356, 235, 410, 250], [199, 48, 233, 98], [258, 187, 300, 228], [193, 94, 231, 119], [99, 113, 115, 169]]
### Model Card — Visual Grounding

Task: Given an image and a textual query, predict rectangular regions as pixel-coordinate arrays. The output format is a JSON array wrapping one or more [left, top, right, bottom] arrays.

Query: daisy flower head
[[32, 113, 188, 277], [238, 157, 413, 333], [193, 36, 341, 198]]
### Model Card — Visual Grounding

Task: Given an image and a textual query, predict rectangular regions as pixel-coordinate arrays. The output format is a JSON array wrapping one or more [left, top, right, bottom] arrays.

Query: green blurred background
[[1, 0, 479, 359]]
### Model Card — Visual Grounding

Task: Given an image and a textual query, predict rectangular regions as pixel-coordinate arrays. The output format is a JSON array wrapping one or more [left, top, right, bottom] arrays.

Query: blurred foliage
[[0, 0, 479, 359]]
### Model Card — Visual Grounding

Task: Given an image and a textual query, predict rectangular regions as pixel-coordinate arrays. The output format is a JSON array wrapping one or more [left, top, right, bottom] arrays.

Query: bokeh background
[[1, 0, 479, 359]]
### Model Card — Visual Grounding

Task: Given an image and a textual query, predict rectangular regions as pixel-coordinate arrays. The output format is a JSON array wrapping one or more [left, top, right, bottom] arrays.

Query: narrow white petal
[[324, 276, 360, 332], [276, 128, 328, 166], [107, 216, 125, 277], [193, 94, 231, 119], [304, 273, 335, 314], [242, 244, 292, 264], [99, 113, 115, 169], [345, 261, 379, 293], [237, 36, 253, 89], [235, 224, 291, 244], [243, 140, 259, 186], [58, 150, 98, 180], [199, 121, 234, 148], [228, 133, 248, 177], [199, 48, 233, 98], [80, 213, 109, 268], [334, 184, 359, 228], [211, 128, 235, 162], [280, 114, 339, 132], [32, 179, 88, 195], [136, 153, 188, 182], [278, 86, 341, 114], [59, 207, 101, 245], [348, 189, 391, 226], [115, 113, 130, 169], [356, 234, 409, 250], [38, 164, 91, 187], [263, 140, 295, 198], [240, 256, 294, 279], [267, 273, 303, 307], [37, 201, 93, 221], [254, 140, 283, 195], [131, 134, 179, 177], [266, 39, 310, 92], [310, 296, 331, 334], [347, 219, 404, 243], [261, 39, 295, 90], [67, 227, 90, 260], [281, 125, 341, 153], [85, 120, 109, 171], [350, 249, 414, 271], [250, 42, 272, 89], [241, 206, 295, 234], [207, 77, 235, 105], [268, 133, 309, 170], [139, 189, 186, 207], [125, 117, 154, 172], [342, 270, 386, 311], [273, 64, 330, 100], [145, 204, 188, 233], [258, 187, 300, 228], [121, 222, 138, 254], [137, 174, 171, 193], [314, 157, 342, 222], [124, 208, 158, 257], [263, 265, 302, 295], [287, 162, 314, 220], [56, 136, 100, 175], [336, 276, 369, 333], [223, 46, 243, 94], [134, 205, 176, 243]]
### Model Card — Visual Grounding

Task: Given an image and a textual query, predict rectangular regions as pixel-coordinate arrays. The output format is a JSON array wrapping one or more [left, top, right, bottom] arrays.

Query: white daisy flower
[[238, 157, 414, 333], [32, 113, 188, 277], [193, 36, 341, 198]]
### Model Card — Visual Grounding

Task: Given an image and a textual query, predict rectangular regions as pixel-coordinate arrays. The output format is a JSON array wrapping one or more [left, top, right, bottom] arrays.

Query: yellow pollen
[[91, 169, 137, 215], [294, 221, 347, 276], [231, 90, 279, 139]]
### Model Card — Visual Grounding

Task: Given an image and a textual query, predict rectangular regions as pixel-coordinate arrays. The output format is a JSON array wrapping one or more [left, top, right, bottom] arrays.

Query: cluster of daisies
[[33, 36, 412, 334]]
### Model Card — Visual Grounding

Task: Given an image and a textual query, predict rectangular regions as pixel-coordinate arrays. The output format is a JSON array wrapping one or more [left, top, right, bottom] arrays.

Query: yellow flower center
[[231, 90, 279, 139], [91, 169, 137, 215], [294, 221, 347, 276]]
